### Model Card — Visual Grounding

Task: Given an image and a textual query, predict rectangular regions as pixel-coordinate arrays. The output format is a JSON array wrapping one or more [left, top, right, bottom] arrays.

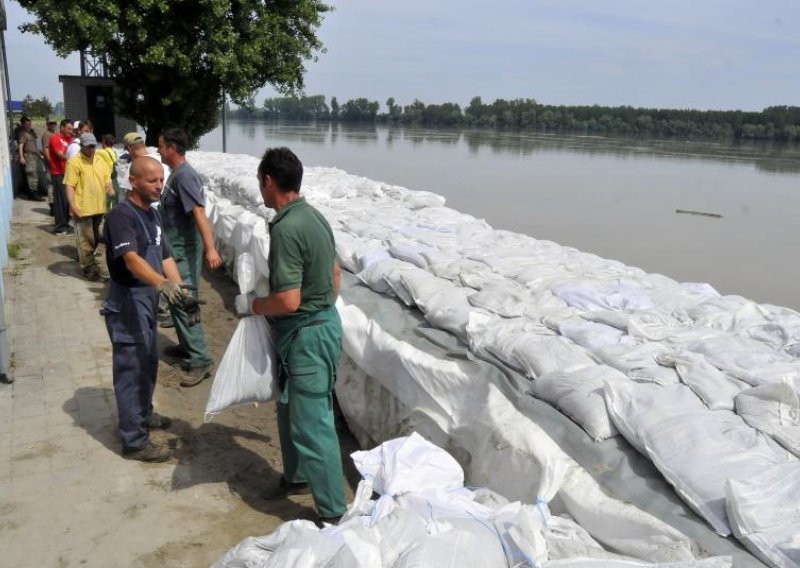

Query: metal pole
[[221, 90, 227, 153]]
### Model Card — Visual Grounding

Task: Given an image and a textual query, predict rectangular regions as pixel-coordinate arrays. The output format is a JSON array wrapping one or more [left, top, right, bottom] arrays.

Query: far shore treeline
[[228, 95, 800, 142]]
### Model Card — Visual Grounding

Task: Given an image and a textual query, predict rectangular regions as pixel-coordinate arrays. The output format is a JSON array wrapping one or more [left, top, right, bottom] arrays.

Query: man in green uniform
[[236, 147, 346, 525]]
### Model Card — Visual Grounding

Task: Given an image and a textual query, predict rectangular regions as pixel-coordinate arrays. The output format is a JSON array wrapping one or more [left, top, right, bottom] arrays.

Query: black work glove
[[158, 280, 184, 306]]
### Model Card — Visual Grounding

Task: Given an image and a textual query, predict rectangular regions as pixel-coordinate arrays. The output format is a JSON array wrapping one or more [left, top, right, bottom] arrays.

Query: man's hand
[[19, 156, 26, 166], [235, 293, 256, 317], [158, 280, 185, 306], [69, 204, 82, 218], [205, 248, 222, 270]]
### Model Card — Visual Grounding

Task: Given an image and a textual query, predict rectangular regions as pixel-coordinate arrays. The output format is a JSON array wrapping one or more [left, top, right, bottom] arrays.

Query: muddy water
[[200, 122, 800, 310]]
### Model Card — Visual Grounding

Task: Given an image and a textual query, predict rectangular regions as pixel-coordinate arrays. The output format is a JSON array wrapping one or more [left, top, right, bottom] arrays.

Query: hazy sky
[[5, 0, 799, 112]]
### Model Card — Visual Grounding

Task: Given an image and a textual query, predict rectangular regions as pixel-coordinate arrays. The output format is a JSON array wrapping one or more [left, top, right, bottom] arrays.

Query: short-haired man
[[17, 116, 46, 201], [102, 157, 187, 462], [236, 147, 346, 525], [64, 132, 113, 281], [157, 128, 221, 386], [117, 132, 151, 195], [48, 119, 75, 235]]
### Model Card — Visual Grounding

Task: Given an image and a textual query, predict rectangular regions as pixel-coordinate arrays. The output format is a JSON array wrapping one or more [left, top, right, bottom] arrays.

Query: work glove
[[181, 294, 202, 327], [158, 280, 184, 306], [235, 293, 256, 317]]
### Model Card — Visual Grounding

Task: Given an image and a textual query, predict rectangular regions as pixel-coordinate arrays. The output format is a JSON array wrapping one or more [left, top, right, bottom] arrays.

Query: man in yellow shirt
[[65, 133, 114, 281]]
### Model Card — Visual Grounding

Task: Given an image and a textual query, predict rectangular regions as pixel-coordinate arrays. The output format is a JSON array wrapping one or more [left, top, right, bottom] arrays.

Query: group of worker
[[102, 140, 346, 524]]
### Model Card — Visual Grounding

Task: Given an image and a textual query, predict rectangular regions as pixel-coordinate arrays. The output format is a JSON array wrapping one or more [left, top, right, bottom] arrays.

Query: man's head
[[157, 128, 188, 167], [257, 147, 303, 209], [59, 119, 74, 138], [46, 120, 57, 132], [77, 120, 93, 135], [20, 116, 32, 130], [79, 132, 97, 158], [129, 156, 165, 206], [101, 134, 115, 148], [123, 132, 147, 157]]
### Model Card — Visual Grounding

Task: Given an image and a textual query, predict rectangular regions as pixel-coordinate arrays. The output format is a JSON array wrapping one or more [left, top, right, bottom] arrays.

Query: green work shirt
[[268, 196, 336, 318]]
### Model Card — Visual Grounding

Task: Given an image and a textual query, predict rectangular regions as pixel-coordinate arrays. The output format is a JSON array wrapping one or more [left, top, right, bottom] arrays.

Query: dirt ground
[[2, 201, 362, 567]]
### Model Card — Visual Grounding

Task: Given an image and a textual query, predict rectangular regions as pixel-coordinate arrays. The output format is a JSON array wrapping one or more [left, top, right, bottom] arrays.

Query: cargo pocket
[[288, 326, 330, 397]]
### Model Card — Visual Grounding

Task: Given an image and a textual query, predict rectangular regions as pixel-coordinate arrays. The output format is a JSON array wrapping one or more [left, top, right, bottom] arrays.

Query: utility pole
[[221, 90, 227, 153]]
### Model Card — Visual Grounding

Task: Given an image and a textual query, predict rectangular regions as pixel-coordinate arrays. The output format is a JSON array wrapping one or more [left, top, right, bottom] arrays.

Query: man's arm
[[17, 139, 25, 164], [252, 288, 301, 318], [65, 185, 81, 217], [191, 206, 222, 269], [122, 252, 182, 287]]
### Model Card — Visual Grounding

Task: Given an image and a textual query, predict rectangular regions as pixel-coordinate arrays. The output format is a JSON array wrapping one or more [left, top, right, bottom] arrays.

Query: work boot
[[145, 413, 173, 430], [260, 477, 311, 500], [179, 362, 213, 387], [163, 344, 190, 360], [122, 442, 173, 463]]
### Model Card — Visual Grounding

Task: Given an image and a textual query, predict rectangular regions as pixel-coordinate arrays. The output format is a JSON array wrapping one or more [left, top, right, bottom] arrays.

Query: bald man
[[101, 157, 188, 462]]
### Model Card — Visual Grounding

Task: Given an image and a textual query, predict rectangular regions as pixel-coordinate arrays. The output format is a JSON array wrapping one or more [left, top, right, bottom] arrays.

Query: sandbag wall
[[189, 151, 798, 567]]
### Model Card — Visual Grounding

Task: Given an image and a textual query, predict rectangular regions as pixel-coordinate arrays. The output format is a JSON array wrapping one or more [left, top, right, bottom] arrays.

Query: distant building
[[59, 50, 137, 139], [7, 99, 21, 115]]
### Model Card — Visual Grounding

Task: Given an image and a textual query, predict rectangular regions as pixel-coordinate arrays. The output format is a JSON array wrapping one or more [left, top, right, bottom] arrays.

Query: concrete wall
[[0, 20, 13, 378]]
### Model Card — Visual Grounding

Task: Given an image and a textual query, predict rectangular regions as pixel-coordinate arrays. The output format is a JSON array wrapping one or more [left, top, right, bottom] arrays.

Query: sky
[[4, 0, 799, 112]]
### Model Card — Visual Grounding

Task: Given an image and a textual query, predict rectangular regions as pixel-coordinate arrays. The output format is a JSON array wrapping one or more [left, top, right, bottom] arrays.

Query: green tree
[[18, 0, 331, 145], [330, 96, 339, 120], [21, 94, 53, 117]]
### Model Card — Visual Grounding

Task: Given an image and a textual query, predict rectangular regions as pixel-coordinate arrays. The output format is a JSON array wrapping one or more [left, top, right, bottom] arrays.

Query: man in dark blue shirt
[[157, 128, 221, 387], [102, 157, 188, 462]]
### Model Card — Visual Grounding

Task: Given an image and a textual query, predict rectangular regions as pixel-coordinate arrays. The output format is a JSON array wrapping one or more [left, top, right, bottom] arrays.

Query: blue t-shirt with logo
[[104, 202, 172, 287]]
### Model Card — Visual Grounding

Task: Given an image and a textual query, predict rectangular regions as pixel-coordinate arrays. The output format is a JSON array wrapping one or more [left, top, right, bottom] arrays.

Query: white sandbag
[[399, 270, 456, 313], [382, 264, 430, 307], [211, 520, 319, 568], [392, 521, 507, 568], [204, 316, 279, 420], [657, 352, 748, 411], [735, 382, 800, 457], [596, 342, 679, 386], [558, 320, 631, 351], [686, 334, 800, 387], [725, 461, 800, 568], [468, 283, 532, 318], [548, 558, 732, 567], [235, 252, 256, 295], [351, 432, 464, 496], [422, 287, 475, 342], [388, 240, 436, 269], [514, 335, 597, 378], [605, 385, 790, 541], [554, 280, 654, 312], [403, 190, 446, 209], [357, 257, 409, 296], [532, 365, 627, 441]]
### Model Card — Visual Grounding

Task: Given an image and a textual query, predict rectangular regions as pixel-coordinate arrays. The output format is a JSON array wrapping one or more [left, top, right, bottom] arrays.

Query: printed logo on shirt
[[155, 225, 162, 246], [114, 242, 131, 250]]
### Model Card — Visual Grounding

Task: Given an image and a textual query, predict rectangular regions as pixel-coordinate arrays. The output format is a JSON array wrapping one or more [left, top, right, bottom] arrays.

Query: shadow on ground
[[62, 386, 318, 523]]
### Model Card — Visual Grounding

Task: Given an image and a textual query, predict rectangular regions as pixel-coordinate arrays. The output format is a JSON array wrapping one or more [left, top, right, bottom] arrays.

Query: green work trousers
[[165, 224, 213, 368], [273, 306, 346, 518]]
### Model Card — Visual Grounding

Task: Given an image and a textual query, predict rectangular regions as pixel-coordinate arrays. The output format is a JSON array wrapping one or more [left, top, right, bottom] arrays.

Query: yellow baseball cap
[[123, 132, 145, 146]]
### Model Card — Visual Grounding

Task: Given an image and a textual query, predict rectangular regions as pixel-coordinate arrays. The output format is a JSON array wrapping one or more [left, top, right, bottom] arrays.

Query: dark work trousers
[[101, 200, 163, 451], [52, 174, 70, 232]]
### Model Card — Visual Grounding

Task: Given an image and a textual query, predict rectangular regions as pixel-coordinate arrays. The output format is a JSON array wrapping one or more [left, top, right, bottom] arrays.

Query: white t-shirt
[[65, 139, 81, 160]]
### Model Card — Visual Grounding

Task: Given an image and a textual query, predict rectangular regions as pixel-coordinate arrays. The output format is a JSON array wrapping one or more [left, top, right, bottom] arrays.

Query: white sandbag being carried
[[205, 316, 279, 421], [725, 461, 800, 568]]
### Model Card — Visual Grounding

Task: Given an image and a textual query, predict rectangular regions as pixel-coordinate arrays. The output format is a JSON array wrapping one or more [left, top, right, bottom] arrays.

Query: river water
[[199, 121, 800, 310]]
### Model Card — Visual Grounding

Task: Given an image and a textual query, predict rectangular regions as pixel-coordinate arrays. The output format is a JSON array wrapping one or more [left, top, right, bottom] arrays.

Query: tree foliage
[[18, 0, 331, 144], [21, 94, 52, 118]]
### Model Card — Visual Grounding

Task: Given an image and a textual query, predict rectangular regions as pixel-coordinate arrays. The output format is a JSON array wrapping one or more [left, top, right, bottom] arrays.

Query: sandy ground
[[0, 199, 360, 567]]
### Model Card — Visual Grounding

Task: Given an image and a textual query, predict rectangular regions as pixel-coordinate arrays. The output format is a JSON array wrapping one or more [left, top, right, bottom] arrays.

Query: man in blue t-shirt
[[102, 157, 189, 462], [157, 128, 222, 387]]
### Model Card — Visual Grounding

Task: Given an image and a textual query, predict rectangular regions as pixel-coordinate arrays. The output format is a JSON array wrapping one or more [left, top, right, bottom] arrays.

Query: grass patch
[[7, 242, 22, 260]]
